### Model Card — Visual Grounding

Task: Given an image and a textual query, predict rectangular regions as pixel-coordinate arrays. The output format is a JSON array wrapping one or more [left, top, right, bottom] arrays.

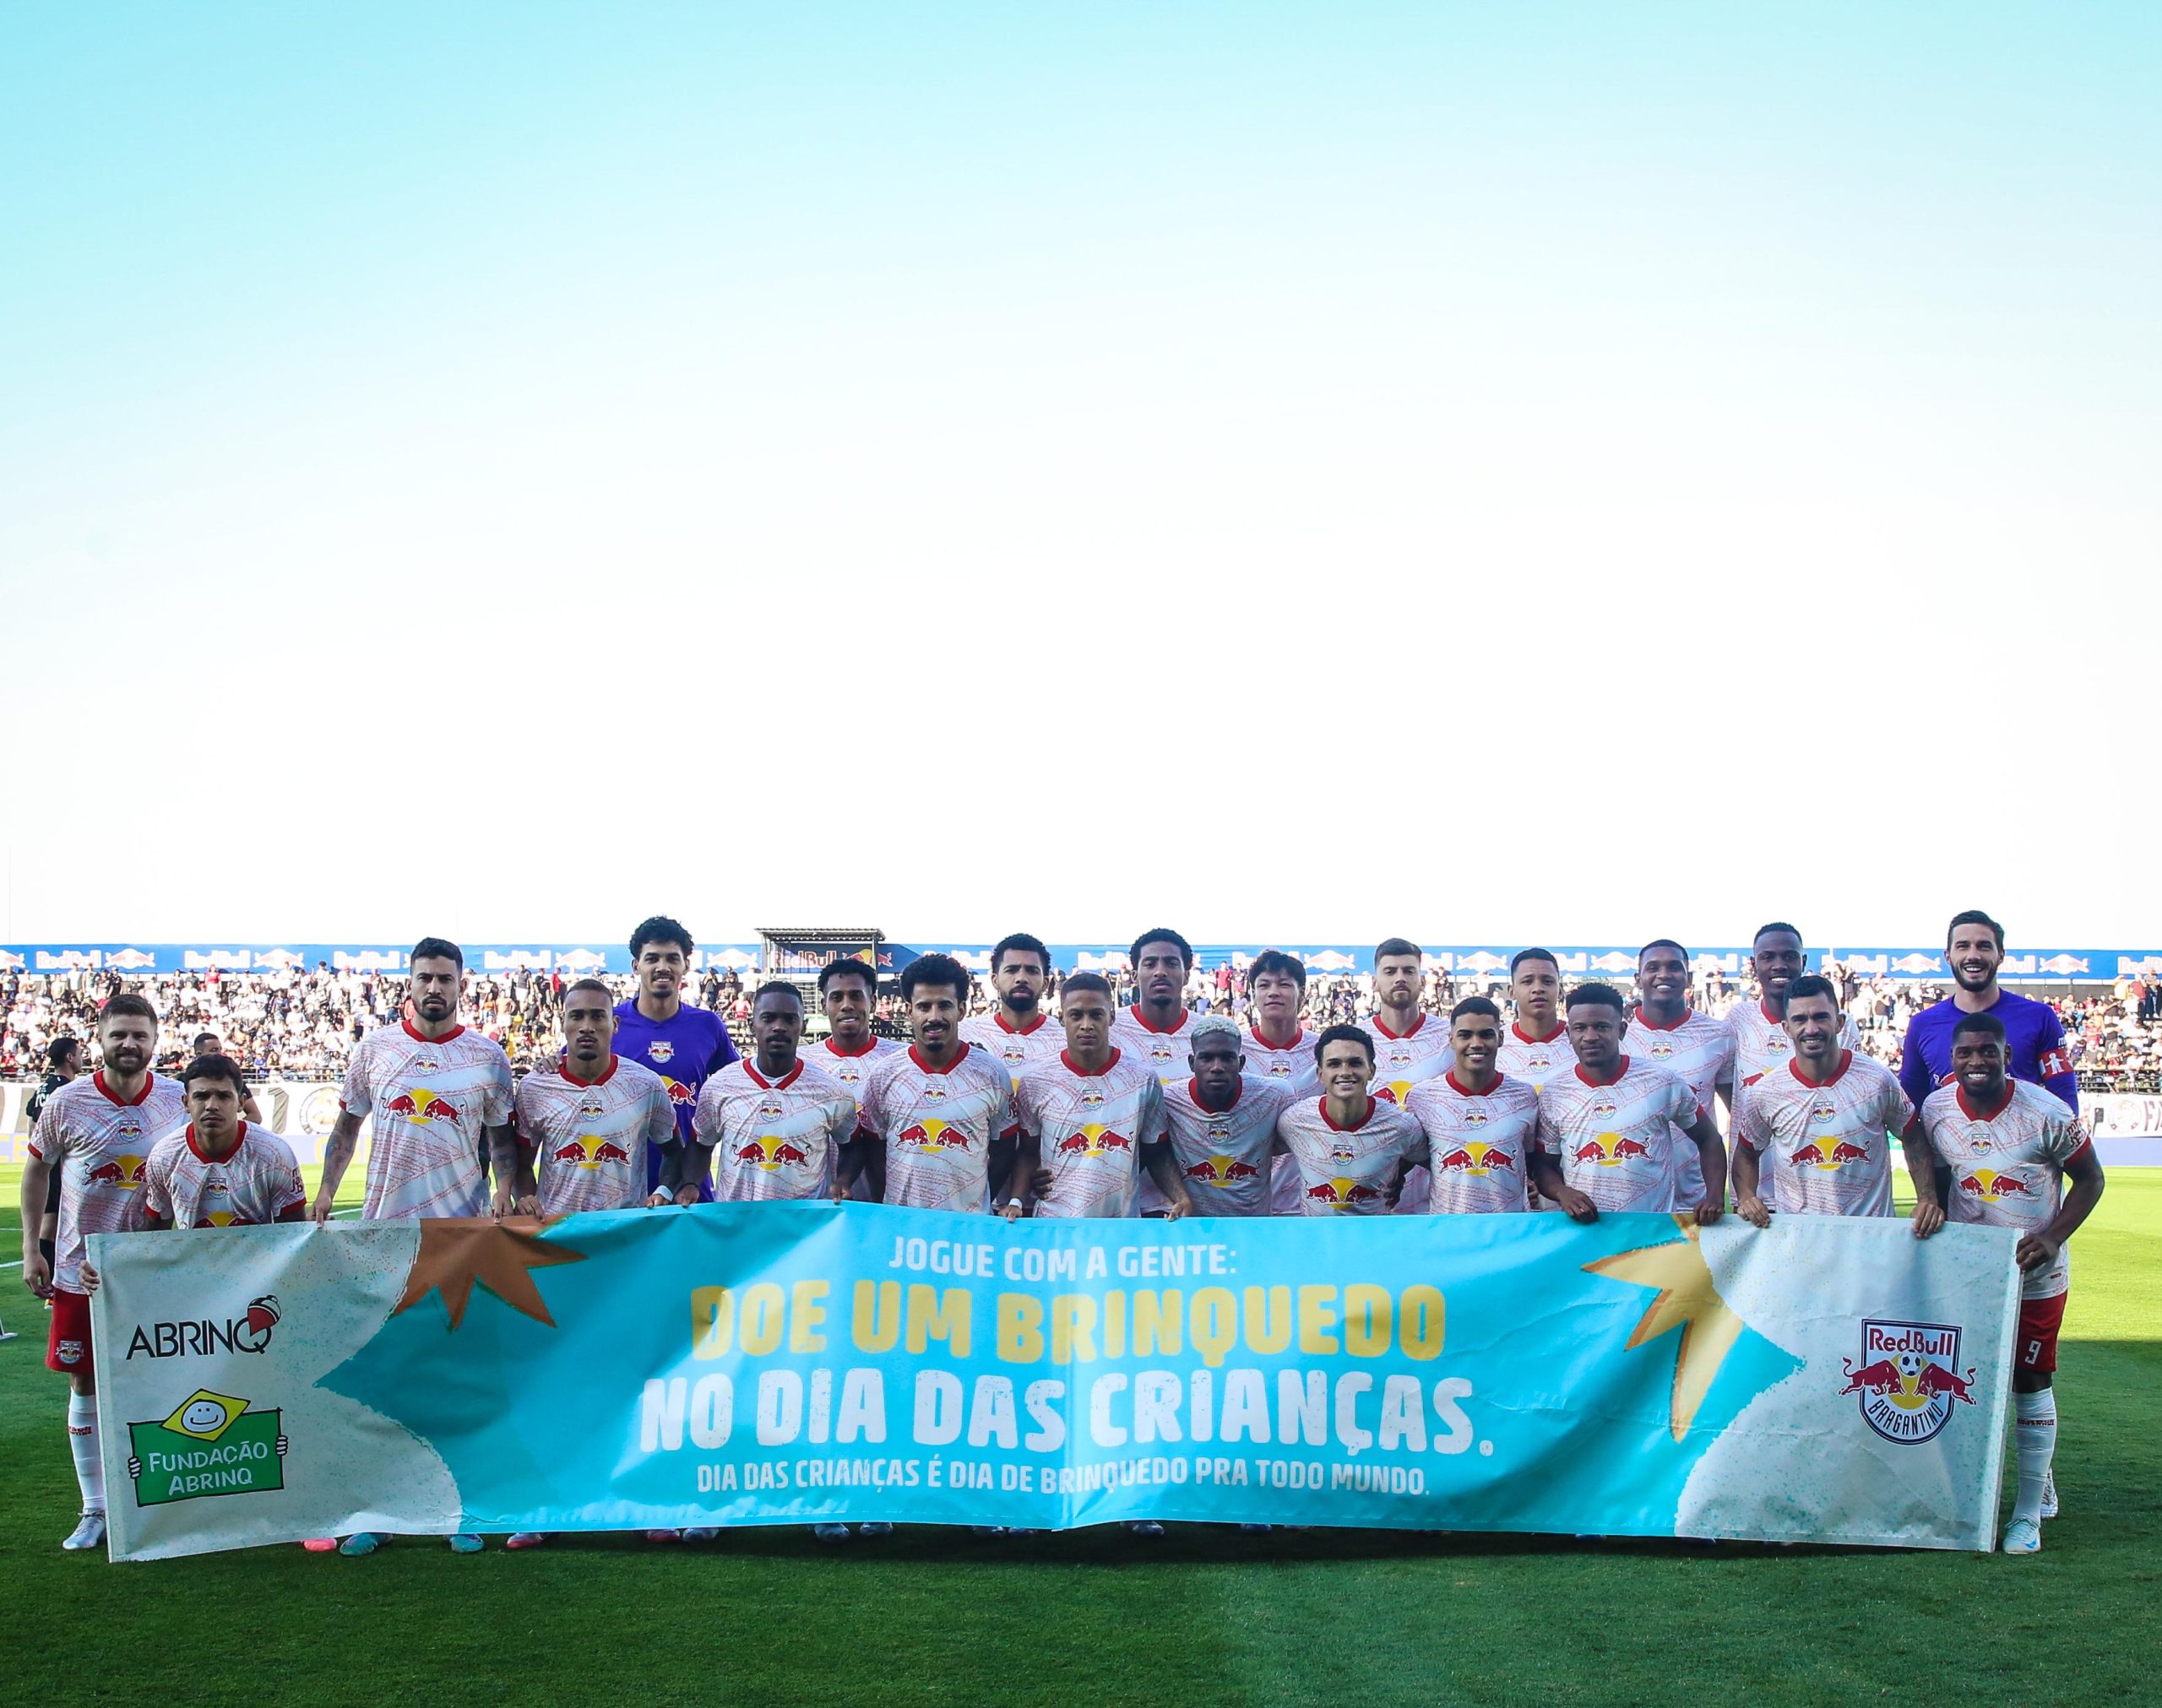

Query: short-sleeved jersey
[[612, 999, 740, 1188], [30, 1071, 188, 1292], [1920, 1080, 2093, 1300], [1273, 1097, 1427, 1216], [860, 1042, 1014, 1214], [1899, 990, 2078, 1114], [1245, 1028, 1324, 1213], [697, 1058, 857, 1204], [1731, 1053, 1915, 1218], [1110, 1005, 1205, 1084], [1405, 1073, 1540, 1214], [1496, 1022, 1578, 1094], [1015, 1049, 1167, 1219], [1727, 997, 1862, 1098], [959, 1012, 1066, 1091], [143, 1122, 306, 1229], [1366, 1013, 1458, 1108], [340, 1020, 515, 1221], [813, 1035, 905, 1112], [1160, 1076, 1294, 1217], [1624, 1010, 1735, 1207], [517, 1057, 676, 1217], [1536, 1060, 1702, 1213]]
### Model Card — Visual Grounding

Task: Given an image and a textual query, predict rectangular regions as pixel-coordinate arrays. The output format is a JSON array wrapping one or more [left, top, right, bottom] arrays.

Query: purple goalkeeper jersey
[[611, 999, 740, 1190], [1899, 990, 2078, 1114]]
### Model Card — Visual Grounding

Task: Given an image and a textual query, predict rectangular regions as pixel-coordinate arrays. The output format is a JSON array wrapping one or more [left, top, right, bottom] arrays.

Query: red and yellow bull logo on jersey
[[1839, 1320, 1975, 1443], [649, 1040, 676, 1064], [1182, 1154, 1263, 1187], [1372, 1081, 1416, 1106], [552, 1136, 633, 1170], [86, 1154, 149, 1189], [896, 1119, 971, 1152], [1571, 1131, 1653, 1168], [202, 1210, 247, 1227], [733, 1135, 811, 1172], [1433, 1141, 1515, 1177], [1078, 1087, 1105, 1109], [661, 1077, 697, 1109], [1263, 1060, 1294, 1079], [1054, 1124, 1133, 1158], [1647, 1039, 1676, 1060], [383, 1089, 461, 1125], [1958, 1167, 2033, 1202], [1305, 1177, 1381, 1207], [1792, 1138, 1871, 1170]]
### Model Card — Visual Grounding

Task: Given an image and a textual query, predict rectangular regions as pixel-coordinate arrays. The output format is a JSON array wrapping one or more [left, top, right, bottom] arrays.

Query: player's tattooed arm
[[1899, 1121, 1944, 1238], [1730, 1141, 1770, 1228], [2022, 1142, 2106, 1273], [312, 1112, 363, 1223], [1684, 1109, 1726, 1224], [1531, 1152, 1596, 1223], [1141, 1141, 1192, 1221]]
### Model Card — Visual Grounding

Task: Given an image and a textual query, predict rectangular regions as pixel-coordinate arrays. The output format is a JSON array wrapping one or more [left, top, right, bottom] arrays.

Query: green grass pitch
[[3, 1165, 2156, 1706]]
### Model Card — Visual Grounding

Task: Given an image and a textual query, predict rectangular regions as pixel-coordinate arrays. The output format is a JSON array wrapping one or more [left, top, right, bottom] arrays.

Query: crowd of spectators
[[4, 960, 2158, 1095]]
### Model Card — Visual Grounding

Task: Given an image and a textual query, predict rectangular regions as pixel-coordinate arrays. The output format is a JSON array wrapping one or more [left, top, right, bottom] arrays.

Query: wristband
[[1004, 1198, 1024, 1212]]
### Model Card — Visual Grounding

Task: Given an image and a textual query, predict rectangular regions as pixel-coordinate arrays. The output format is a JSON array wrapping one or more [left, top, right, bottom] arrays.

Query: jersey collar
[[1511, 1021, 1565, 1046], [185, 1120, 247, 1163], [1444, 1070, 1500, 1097], [1787, 1049, 1853, 1087], [745, 1060, 804, 1091], [997, 1012, 1049, 1037], [908, 1041, 973, 1075], [1320, 1095, 1377, 1132], [401, 1017, 466, 1044], [1062, 1047, 1122, 1077], [1632, 1006, 1692, 1033], [1126, 1004, 1189, 1036], [91, 1069, 155, 1107], [560, 1056, 620, 1087], [1573, 1057, 1629, 1087], [1956, 1081, 2016, 1122], [1250, 1023, 1304, 1052], [1371, 1011, 1426, 1041], [1190, 1076, 1244, 1113]]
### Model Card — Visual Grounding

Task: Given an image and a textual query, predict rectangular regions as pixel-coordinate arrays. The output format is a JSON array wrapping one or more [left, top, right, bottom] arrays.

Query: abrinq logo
[[126, 1295, 281, 1360]]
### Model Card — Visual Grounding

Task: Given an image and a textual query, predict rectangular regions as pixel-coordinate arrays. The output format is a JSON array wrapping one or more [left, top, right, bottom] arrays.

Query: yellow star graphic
[[1582, 1218, 1744, 1442]]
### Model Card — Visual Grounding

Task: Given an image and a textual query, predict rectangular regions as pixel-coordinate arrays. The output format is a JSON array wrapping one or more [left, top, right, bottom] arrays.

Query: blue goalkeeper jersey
[[1899, 990, 2078, 1114]]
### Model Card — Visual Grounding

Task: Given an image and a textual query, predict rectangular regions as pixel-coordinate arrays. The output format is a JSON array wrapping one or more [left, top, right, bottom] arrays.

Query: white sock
[[2013, 1388, 2057, 1525], [67, 1391, 104, 1512]]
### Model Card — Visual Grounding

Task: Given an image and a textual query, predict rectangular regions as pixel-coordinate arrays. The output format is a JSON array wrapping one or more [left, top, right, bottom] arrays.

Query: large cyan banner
[[90, 1206, 2019, 1560]]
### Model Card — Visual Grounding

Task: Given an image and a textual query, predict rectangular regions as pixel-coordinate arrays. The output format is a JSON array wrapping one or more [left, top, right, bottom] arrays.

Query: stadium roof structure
[[755, 927, 885, 943]]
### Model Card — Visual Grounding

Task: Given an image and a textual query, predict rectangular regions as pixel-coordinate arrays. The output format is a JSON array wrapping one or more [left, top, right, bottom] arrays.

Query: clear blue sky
[[3, 4, 2157, 945]]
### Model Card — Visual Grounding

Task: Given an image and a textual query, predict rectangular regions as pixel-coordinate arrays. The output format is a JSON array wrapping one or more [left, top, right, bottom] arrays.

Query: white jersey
[[339, 1020, 515, 1221], [1245, 1027, 1323, 1213], [1110, 1004, 1206, 1084], [1404, 1073, 1540, 1215], [1920, 1080, 2092, 1301], [1160, 1076, 1293, 1217], [698, 1058, 858, 1203], [812, 1035, 905, 1115], [1727, 996, 1863, 1095], [1014, 1049, 1166, 1219], [1272, 1096, 1427, 1216], [1496, 1022, 1577, 1093], [516, 1057, 676, 1217], [860, 1042, 1014, 1214], [143, 1122, 307, 1229], [1368, 1012, 1457, 1216], [1731, 1053, 1915, 1218], [959, 1011, 1065, 1091], [1624, 1009, 1735, 1207], [29, 1071, 189, 1292], [1535, 1059, 1702, 1213]]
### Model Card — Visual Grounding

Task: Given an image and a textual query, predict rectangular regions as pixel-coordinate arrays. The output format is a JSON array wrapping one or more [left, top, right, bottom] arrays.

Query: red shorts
[[46, 1287, 92, 1375], [2017, 1292, 2067, 1375]]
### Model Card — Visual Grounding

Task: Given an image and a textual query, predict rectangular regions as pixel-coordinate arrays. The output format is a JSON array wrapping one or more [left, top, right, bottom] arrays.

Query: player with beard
[[1111, 928, 1207, 1083], [1900, 909, 2078, 1114], [19, 995, 186, 1551], [1366, 938, 1454, 1214], [1918, 1011, 2105, 1554], [613, 915, 739, 1201], [312, 936, 515, 1556], [961, 933, 1064, 1085], [1497, 949, 1575, 1207], [859, 953, 1017, 1214], [1624, 941, 1736, 1210], [1531, 984, 1726, 1223]]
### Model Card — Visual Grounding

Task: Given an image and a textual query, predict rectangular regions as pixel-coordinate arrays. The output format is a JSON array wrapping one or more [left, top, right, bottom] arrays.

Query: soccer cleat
[[61, 1510, 106, 1551], [448, 1533, 484, 1553], [505, 1532, 551, 1550], [856, 1521, 894, 1537], [2041, 1471, 2058, 1520], [338, 1532, 386, 1557], [682, 1526, 720, 1542], [301, 1537, 339, 1553], [812, 1523, 851, 1543], [644, 1528, 682, 1544], [1128, 1521, 1165, 1539], [2001, 1516, 2042, 1555]]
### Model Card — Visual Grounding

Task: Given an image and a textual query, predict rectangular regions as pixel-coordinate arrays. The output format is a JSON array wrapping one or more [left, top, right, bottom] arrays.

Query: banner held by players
[[90, 1205, 2019, 1560]]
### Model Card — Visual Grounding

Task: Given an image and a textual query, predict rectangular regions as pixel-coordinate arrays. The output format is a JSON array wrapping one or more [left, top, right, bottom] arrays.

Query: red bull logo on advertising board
[[1839, 1320, 1975, 1443]]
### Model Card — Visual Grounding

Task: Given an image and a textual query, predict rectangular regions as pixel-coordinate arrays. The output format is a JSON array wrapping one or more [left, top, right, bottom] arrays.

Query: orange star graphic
[[1583, 1217, 1745, 1441], [394, 1217, 586, 1331]]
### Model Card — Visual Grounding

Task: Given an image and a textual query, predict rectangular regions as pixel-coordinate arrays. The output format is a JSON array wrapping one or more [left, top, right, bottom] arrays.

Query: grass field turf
[[3, 1166, 2157, 1707]]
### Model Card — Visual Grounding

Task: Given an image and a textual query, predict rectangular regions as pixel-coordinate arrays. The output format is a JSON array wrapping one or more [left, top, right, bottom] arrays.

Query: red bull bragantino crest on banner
[[89, 1204, 2022, 1562]]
